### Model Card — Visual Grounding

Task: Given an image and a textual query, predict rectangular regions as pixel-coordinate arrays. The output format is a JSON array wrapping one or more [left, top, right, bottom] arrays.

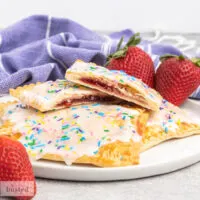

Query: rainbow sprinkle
[[4, 102, 142, 165]]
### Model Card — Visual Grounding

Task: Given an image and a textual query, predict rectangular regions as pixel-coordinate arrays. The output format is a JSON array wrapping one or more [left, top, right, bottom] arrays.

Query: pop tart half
[[65, 60, 162, 111], [10, 80, 117, 112]]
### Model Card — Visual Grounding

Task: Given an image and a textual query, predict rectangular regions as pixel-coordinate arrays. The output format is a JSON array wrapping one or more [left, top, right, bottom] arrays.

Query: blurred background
[[1, 0, 199, 33]]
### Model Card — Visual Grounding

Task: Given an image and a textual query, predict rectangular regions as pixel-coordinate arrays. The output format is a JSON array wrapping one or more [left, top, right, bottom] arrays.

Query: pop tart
[[10, 80, 117, 112], [0, 102, 149, 167], [65, 60, 162, 111]]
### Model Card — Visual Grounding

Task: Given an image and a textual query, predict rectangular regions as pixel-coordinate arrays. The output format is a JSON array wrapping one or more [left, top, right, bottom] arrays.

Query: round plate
[[1, 96, 200, 181]]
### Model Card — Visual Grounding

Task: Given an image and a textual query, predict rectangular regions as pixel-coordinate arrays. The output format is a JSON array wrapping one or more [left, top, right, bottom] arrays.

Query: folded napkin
[[0, 15, 199, 99]]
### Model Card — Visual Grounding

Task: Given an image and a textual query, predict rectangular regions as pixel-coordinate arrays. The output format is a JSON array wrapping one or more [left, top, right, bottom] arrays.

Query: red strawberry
[[0, 136, 36, 200], [106, 33, 155, 88], [156, 55, 200, 106]]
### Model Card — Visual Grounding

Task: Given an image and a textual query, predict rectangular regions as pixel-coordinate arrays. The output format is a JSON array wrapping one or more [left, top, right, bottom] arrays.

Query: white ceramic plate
[[0, 96, 200, 181]]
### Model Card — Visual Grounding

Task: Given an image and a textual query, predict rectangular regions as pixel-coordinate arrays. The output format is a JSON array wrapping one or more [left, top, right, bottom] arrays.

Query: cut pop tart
[[65, 60, 162, 111], [10, 80, 117, 112]]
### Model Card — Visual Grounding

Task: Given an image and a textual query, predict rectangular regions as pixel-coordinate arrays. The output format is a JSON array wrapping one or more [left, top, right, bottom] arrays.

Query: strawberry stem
[[191, 58, 200, 68], [160, 54, 185, 62], [160, 54, 200, 68], [126, 33, 141, 47], [160, 54, 177, 62], [105, 33, 141, 66], [178, 55, 185, 60], [116, 36, 124, 51]]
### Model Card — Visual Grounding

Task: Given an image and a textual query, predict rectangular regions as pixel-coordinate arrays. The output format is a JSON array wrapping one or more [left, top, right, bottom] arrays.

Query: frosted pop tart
[[65, 61, 162, 111], [10, 80, 117, 112], [0, 102, 149, 167]]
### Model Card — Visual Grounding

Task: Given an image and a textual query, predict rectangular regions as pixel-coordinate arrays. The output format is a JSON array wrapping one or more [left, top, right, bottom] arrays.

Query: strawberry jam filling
[[80, 78, 124, 95], [80, 78, 147, 105], [56, 95, 115, 107]]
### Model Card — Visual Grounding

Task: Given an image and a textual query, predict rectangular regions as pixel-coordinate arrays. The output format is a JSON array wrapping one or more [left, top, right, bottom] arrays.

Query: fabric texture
[[0, 15, 199, 99]]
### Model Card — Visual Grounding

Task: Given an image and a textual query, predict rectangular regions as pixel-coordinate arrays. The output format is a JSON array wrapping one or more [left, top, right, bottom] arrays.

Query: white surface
[[1, 96, 200, 181], [1, 0, 200, 33]]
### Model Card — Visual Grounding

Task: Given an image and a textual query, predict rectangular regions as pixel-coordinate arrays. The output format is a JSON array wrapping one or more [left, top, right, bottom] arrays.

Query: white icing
[[147, 100, 194, 132], [2, 103, 141, 165]]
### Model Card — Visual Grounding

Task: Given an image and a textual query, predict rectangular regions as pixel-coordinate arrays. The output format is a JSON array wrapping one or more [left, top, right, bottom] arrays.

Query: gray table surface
[[2, 162, 200, 200], [34, 162, 200, 200], [2, 33, 200, 200]]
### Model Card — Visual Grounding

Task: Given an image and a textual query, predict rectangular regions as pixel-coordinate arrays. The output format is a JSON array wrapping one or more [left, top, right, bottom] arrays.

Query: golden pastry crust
[[141, 122, 200, 151], [10, 83, 38, 98], [43, 141, 140, 167], [10, 82, 49, 112], [65, 60, 162, 111], [141, 100, 200, 151], [0, 101, 18, 116]]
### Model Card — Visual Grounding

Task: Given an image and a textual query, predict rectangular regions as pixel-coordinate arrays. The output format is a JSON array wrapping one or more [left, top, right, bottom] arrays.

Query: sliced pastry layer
[[142, 99, 200, 151], [10, 80, 116, 112], [65, 60, 162, 111], [0, 102, 149, 167]]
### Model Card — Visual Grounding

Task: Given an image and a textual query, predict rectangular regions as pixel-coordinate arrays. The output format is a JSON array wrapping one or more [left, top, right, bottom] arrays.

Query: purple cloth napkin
[[0, 15, 199, 99], [0, 15, 130, 95]]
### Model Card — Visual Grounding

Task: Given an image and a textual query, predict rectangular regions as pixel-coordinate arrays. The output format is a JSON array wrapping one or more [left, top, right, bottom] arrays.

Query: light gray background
[[1, 0, 200, 33]]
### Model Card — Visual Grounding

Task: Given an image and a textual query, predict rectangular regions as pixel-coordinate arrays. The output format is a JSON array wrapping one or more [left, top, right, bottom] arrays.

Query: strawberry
[[0, 136, 36, 200], [156, 55, 200, 106], [106, 33, 155, 88]]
